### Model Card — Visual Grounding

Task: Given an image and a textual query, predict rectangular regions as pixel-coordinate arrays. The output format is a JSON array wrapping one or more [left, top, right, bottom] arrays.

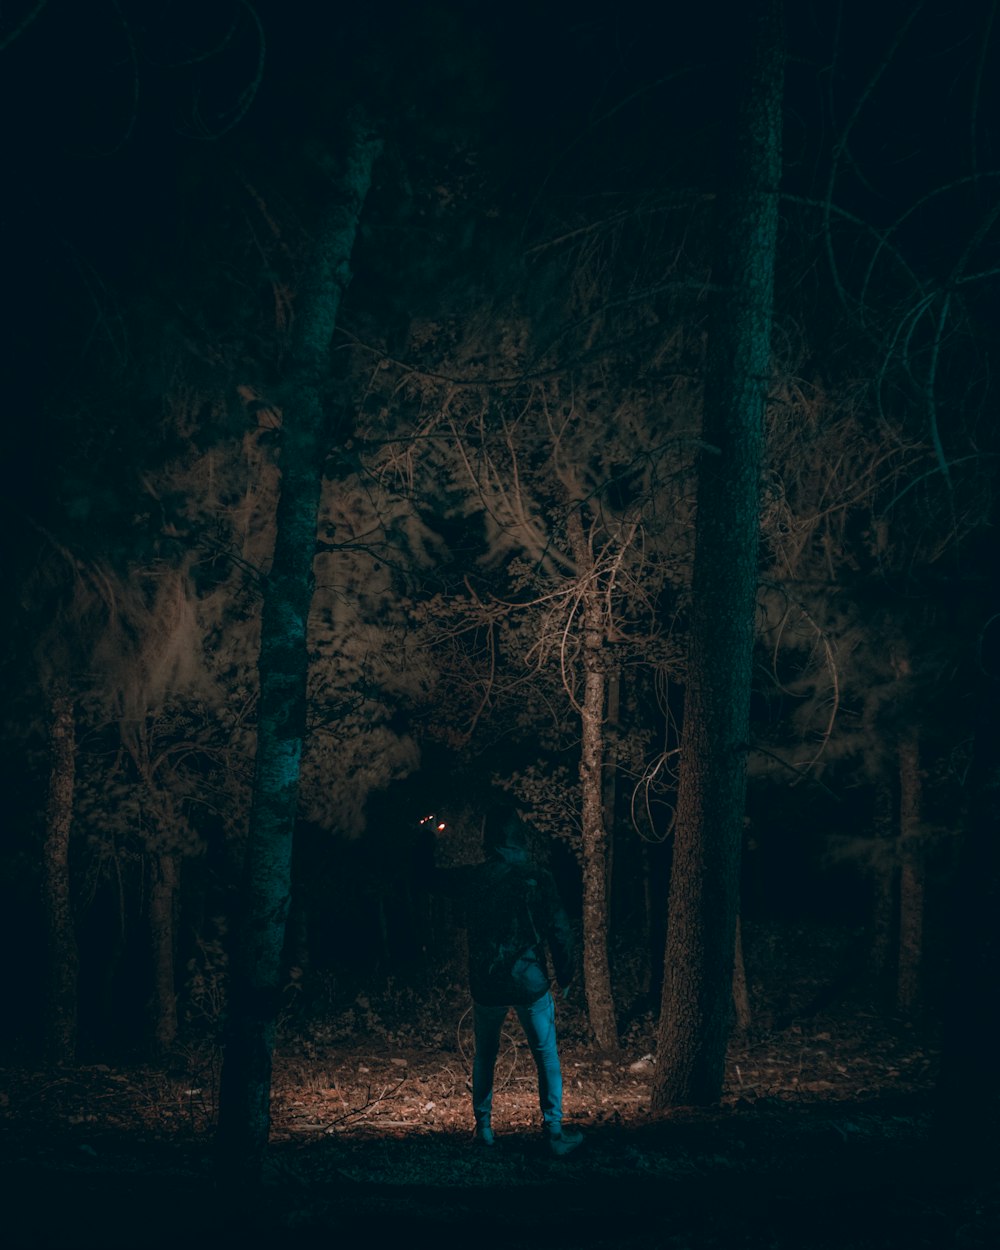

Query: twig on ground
[[323, 1076, 408, 1132]]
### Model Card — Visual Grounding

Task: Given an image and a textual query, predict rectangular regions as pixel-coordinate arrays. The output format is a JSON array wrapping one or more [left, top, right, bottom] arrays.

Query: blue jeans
[[472, 992, 563, 1131]]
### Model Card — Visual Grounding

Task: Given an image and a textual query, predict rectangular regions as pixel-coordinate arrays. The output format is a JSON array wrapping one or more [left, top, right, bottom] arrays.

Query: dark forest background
[[1, 0, 998, 1186]]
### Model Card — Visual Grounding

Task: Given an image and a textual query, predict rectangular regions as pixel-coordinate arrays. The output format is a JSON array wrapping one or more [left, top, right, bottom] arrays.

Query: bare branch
[[0, 0, 48, 54]]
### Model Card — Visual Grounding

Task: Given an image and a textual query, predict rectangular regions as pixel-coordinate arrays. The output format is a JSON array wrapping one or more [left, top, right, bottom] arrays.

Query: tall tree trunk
[[568, 510, 619, 1050], [935, 493, 1000, 1143], [217, 115, 382, 1180], [149, 852, 178, 1053], [652, 0, 782, 1109], [896, 731, 924, 1015], [869, 782, 896, 993], [42, 690, 78, 1064]]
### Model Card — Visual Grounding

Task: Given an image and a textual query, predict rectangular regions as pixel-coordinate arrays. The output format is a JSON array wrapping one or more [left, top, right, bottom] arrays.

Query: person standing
[[422, 800, 583, 1156]]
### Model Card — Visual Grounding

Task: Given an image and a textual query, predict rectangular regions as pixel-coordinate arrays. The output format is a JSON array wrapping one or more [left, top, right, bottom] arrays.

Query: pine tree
[[216, 113, 382, 1180], [652, 0, 783, 1109]]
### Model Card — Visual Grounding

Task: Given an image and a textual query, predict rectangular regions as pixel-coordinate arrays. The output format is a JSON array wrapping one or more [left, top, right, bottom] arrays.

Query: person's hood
[[484, 806, 532, 859], [494, 842, 530, 866]]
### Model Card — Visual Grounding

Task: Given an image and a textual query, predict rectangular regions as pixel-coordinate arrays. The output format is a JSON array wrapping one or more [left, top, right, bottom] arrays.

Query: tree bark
[[641, 840, 665, 999], [42, 690, 78, 1064], [732, 915, 752, 1034], [568, 510, 619, 1050], [217, 114, 382, 1180], [652, 0, 782, 1109], [604, 668, 620, 901], [149, 853, 178, 1053]]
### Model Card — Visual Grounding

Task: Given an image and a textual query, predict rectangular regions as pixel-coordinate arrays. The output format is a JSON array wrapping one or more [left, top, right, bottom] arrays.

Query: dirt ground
[[1, 1005, 997, 1249]]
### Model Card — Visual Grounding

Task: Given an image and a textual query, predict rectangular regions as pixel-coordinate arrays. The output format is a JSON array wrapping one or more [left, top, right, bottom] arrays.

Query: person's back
[[422, 800, 582, 1156], [465, 843, 571, 1006]]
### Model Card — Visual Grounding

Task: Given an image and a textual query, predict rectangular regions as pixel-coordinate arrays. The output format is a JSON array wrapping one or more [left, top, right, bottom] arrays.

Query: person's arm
[[538, 869, 575, 990]]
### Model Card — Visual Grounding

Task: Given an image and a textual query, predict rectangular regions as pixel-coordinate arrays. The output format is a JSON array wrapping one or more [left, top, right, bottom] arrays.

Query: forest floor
[[1, 989, 997, 1249]]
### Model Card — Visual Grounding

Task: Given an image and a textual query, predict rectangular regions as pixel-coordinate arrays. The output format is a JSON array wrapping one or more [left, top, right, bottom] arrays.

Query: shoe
[[546, 1126, 583, 1157], [473, 1119, 495, 1146]]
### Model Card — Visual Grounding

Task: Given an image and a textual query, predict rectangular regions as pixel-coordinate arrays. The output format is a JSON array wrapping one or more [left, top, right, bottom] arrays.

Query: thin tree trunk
[[149, 853, 178, 1053], [579, 659, 618, 1049], [604, 668, 620, 901], [282, 832, 312, 975], [869, 782, 895, 991], [217, 114, 382, 1180], [652, 0, 782, 1109], [896, 732, 924, 1015], [640, 842, 654, 996], [732, 914, 752, 1033], [568, 510, 618, 1050], [42, 690, 78, 1064]]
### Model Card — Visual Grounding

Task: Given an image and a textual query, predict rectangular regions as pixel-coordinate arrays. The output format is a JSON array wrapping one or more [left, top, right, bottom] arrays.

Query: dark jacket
[[426, 841, 575, 1006]]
